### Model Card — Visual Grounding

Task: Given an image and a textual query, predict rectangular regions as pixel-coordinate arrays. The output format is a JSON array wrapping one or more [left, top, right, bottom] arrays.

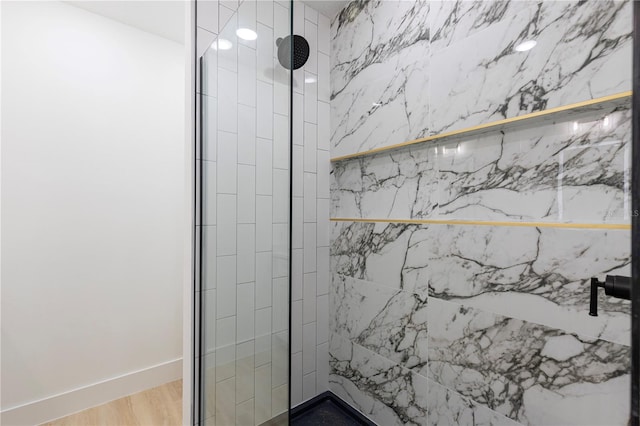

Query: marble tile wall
[[330, 220, 631, 425], [332, 107, 631, 224], [195, 0, 331, 424], [329, 1, 633, 425], [428, 298, 630, 426], [330, 0, 632, 158]]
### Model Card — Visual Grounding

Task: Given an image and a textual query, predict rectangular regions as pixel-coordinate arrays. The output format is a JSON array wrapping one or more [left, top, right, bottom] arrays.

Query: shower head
[[276, 35, 309, 70]]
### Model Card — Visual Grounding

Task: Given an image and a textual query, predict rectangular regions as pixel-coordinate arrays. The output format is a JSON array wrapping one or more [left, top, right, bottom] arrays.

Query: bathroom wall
[[195, 0, 331, 423], [329, 1, 632, 425], [1, 2, 185, 424], [290, 1, 332, 407]]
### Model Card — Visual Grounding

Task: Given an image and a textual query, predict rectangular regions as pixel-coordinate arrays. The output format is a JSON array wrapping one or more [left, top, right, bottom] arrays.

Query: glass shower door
[[195, 1, 292, 424]]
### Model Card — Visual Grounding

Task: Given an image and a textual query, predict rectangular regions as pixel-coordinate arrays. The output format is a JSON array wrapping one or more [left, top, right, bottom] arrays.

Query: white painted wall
[[1, 2, 185, 424]]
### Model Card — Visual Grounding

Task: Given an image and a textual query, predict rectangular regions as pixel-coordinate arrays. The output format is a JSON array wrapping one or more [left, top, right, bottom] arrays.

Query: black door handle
[[589, 275, 631, 316]]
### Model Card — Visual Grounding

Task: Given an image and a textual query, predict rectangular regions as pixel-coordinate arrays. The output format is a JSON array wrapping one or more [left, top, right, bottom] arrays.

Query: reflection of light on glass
[[372, 102, 382, 107], [603, 116, 610, 128], [212, 38, 233, 50], [236, 28, 258, 41], [573, 121, 579, 132], [514, 40, 537, 52], [457, 144, 462, 153], [305, 76, 317, 83]]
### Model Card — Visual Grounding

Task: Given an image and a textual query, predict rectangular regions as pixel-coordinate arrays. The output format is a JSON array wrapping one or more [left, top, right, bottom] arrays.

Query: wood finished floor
[[41, 380, 182, 426]]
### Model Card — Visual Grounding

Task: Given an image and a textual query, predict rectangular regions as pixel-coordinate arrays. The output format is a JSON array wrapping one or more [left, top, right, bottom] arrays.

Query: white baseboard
[[1, 358, 183, 426]]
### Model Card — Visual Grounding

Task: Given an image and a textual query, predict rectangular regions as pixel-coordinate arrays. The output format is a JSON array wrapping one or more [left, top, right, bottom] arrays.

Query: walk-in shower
[[194, 0, 296, 423], [193, 0, 639, 425]]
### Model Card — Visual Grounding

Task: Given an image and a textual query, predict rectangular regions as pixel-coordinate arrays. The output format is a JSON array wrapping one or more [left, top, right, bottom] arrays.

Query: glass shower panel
[[196, 1, 292, 425]]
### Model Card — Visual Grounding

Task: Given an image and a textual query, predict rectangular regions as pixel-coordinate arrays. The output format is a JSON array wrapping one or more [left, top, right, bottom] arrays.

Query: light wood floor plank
[[41, 380, 182, 426]]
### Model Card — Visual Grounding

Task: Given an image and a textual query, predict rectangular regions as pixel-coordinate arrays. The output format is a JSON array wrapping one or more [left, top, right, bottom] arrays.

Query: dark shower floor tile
[[291, 399, 365, 426]]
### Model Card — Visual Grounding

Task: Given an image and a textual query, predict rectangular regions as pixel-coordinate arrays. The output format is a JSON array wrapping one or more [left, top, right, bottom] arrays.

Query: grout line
[[330, 217, 631, 230]]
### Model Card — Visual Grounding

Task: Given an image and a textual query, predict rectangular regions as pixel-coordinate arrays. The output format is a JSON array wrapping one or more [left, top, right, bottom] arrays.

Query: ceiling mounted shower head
[[276, 35, 309, 70]]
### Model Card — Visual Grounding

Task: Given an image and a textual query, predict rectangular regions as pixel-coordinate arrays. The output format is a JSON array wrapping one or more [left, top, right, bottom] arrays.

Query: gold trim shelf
[[330, 91, 632, 163], [330, 217, 631, 230]]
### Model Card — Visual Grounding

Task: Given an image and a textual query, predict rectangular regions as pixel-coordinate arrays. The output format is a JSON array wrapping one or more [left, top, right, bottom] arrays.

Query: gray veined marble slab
[[329, 333, 429, 426], [437, 107, 631, 224], [330, 0, 430, 158], [331, 0, 429, 96], [429, 0, 534, 54], [331, 106, 631, 224], [331, 221, 631, 345], [437, 110, 631, 223], [330, 220, 418, 291], [330, 86, 631, 163], [427, 380, 522, 426], [331, 144, 438, 219], [330, 0, 631, 158], [427, 298, 630, 426], [429, 0, 632, 135], [408, 224, 631, 344], [330, 274, 428, 371]]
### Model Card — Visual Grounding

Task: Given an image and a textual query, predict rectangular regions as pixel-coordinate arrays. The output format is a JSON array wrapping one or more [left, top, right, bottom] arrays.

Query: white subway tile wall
[[196, 0, 331, 423], [291, 2, 331, 404]]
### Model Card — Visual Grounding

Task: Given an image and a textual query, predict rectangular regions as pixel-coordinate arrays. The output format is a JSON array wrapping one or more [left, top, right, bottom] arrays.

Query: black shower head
[[276, 35, 309, 70]]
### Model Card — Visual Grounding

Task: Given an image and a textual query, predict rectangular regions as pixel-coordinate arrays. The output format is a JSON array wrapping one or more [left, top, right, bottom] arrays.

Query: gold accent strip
[[330, 217, 631, 230], [330, 91, 633, 162]]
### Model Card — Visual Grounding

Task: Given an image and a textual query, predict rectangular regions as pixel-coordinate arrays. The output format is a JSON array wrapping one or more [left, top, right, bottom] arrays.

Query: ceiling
[[66, 0, 347, 46], [300, 0, 347, 20], [67, 1, 185, 44]]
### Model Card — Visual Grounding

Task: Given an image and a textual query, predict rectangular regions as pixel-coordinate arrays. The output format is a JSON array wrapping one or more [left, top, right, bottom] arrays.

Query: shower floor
[[290, 393, 374, 426]]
